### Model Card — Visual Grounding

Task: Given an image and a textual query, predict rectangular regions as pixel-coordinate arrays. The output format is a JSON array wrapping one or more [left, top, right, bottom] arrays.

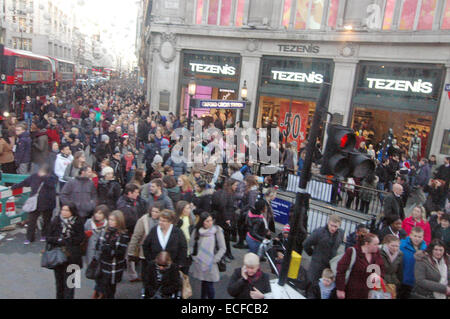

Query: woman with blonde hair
[[402, 205, 432, 245], [97, 210, 130, 299], [178, 175, 194, 202]]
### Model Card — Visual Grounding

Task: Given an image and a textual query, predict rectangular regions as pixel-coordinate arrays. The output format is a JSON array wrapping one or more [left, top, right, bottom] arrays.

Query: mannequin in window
[[409, 130, 421, 162]]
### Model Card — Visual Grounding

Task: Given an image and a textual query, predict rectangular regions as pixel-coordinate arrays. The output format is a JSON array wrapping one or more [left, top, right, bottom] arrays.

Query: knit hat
[[101, 134, 109, 142], [122, 134, 129, 139], [283, 224, 290, 233], [152, 154, 163, 165], [101, 166, 114, 176]]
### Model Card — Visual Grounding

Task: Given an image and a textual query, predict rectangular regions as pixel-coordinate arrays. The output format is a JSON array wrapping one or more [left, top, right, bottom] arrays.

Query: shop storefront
[[256, 56, 333, 148], [178, 50, 241, 127], [350, 62, 445, 159]]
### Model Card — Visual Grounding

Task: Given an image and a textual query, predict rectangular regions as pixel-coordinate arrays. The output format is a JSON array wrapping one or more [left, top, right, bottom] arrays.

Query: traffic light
[[320, 124, 375, 178]]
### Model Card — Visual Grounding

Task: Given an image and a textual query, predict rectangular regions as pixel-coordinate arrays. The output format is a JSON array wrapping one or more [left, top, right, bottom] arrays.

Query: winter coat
[[90, 134, 100, 154], [359, 176, 379, 202], [128, 214, 158, 259], [54, 153, 73, 182], [145, 190, 174, 211], [116, 195, 141, 235], [142, 225, 187, 269], [164, 156, 187, 178], [383, 193, 405, 222], [60, 177, 97, 218], [380, 246, 403, 286], [307, 280, 337, 299], [246, 211, 269, 242], [0, 138, 15, 164], [46, 216, 85, 268], [84, 218, 108, 265], [304, 226, 344, 267], [144, 262, 181, 298], [211, 189, 234, 227], [241, 188, 259, 213], [166, 186, 182, 206], [432, 226, 450, 251], [31, 130, 49, 165], [192, 189, 213, 216], [336, 244, 385, 299], [110, 158, 125, 186], [143, 142, 160, 169], [402, 217, 432, 245], [46, 126, 61, 148], [15, 131, 32, 165], [62, 163, 81, 183], [12, 173, 57, 212], [412, 251, 450, 299], [97, 179, 122, 211], [98, 228, 130, 285], [189, 226, 226, 282], [415, 164, 431, 187], [400, 237, 427, 287], [227, 267, 272, 299], [95, 142, 112, 162]]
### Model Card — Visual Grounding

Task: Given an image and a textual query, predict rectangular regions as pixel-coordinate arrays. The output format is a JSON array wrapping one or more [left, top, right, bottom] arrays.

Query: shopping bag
[[368, 277, 392, 299], [41, 244, 68, 269]]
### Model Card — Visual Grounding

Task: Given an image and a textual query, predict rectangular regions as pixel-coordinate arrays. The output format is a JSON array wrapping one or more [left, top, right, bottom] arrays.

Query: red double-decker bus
[[1, 48, 53, 118], [49, 57, 76, 93]]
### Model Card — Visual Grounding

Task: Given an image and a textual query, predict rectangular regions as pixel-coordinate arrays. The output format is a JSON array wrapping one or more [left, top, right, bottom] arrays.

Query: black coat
[[95, 142, 112, 162], [227, 268, 271, 299], [142, 226, 187, 269], [97, 179, 122, 211], [46, 216, 85, 268], [246, 213, 269, 242], [98, 228, 130, 284], [192, 191, 212, 216], [144, 262, 181, 298], [383, 193, 405, 222], [12, 173, 57, 212], [211, 189, 234, 226], [116, 195, 142, 235]]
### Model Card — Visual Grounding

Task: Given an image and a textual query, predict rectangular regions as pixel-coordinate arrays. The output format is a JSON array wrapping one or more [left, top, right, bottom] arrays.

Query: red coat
[[401, 216, 431, 245], [336, 245, 385, 299], [46, 128, 61, 147]]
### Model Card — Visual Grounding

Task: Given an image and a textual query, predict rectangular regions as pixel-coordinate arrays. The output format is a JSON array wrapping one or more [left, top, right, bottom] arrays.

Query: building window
[[235, 0, 246, 26], [284, 0, 331, 30], [282, 0, 293, 27], [417, 0, 437, 30], [220, 0, 233, 25], [327, 0, 339, 28], [207, 0, 220, 24], [382, 0, 397, 30], [197, 0, 246, 26], [399, 0, 419, 30]]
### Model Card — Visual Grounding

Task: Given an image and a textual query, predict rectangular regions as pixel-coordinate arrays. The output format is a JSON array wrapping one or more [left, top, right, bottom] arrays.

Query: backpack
[[329, 247, 356, 285]]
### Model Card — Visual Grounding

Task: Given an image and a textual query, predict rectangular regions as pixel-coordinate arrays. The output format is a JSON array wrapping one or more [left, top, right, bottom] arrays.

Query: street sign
[[271, 198, 292, 225], [197, 100, 246, 109], [445, 84, 450, 91]]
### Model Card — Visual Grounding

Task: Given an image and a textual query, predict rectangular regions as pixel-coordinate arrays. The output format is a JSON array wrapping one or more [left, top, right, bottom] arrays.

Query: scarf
[[382, 244, 399, 264], [247, 269, 263, 285], [318, 278, 336, 299], [124, 154, 134, 172], [432, 257, 448, 299], [60, 216, 75, 239], [157, 224, 173, 250], [194, 226, 217, 273]]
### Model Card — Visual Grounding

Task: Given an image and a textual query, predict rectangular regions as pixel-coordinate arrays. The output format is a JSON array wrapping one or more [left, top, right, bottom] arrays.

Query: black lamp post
[[187, 77, 196, 131], [239, 80, 248, 128]]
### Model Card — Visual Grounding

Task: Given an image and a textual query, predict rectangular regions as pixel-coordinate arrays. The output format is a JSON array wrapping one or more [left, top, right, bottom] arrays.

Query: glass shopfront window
[[179, 50, 241, 127], [351, 62, 445, 160], [257, 56, 333, 149]]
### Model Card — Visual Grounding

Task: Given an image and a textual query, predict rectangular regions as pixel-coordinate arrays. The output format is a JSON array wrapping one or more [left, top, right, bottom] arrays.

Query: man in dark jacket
[[434, 157, 450, 192], [60, 166, 97, 221], [15, 124, 32, 174], [146, 178, 174, 211], [383, 183, 405, 222], [116, 183, 143, 235], [303, 214, 344, 285]]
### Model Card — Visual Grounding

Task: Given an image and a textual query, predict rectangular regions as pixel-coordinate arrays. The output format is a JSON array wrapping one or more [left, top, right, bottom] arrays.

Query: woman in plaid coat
[[97, 210, 130, 299]]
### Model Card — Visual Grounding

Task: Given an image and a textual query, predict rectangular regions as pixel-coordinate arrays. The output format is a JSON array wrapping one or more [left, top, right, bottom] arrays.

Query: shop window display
[[351, 107, 432, 160]]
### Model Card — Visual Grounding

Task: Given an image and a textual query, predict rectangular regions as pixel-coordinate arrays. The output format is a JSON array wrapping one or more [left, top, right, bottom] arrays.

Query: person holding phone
[[227, 253, 272, 299]]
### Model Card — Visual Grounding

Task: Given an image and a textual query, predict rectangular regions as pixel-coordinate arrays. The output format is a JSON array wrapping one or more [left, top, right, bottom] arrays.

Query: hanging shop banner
[[197, 100, 246, 109], [271, 198, 292, 225], [278, 101, 309, 150]]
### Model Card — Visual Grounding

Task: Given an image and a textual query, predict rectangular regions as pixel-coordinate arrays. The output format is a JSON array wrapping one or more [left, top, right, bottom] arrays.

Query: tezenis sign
[[189, 63, 236, 76], [272, 70, 324, 84], [366, 78, 433, 94], [278, 44, 320, 54]]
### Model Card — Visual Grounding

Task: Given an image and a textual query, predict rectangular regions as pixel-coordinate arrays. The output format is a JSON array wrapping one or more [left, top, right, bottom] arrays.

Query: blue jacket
[[15, 131, 32, 165], [400, 237, 427, 287]]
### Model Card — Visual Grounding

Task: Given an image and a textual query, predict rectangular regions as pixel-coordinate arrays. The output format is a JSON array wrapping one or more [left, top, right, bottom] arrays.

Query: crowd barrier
[[0, 174, 31, 229]]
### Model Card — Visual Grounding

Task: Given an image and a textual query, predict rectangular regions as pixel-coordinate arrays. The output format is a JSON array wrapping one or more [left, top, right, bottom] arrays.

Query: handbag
[[180, 271, 193, 299], [368, 277, 392, 299], [22, 182, 44, 213], [85, 257, 101, 280], [86, 230, 105, 280], [41, 243, 68, 269], [215, 231, 226, 273]]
